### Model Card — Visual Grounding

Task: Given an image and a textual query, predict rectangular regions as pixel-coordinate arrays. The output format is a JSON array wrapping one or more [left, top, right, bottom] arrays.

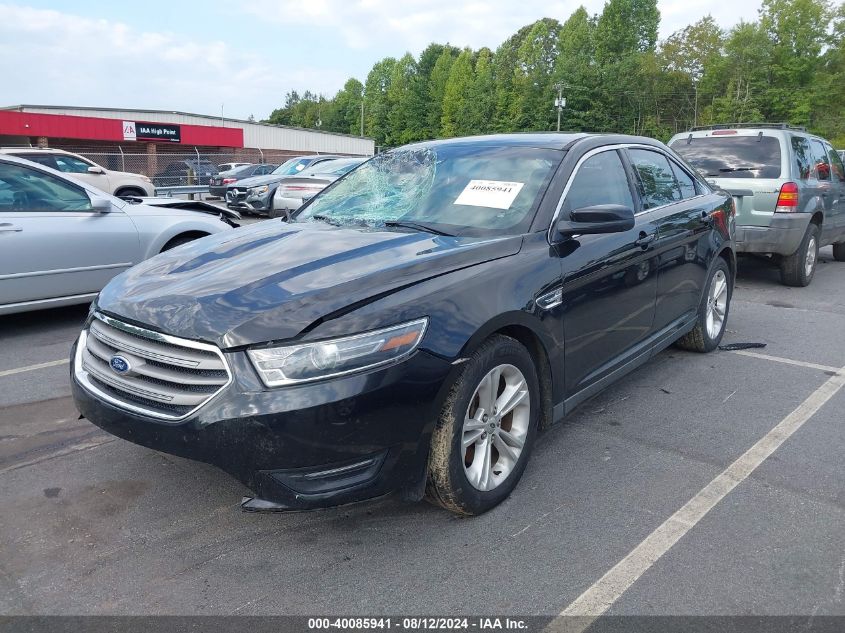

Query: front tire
[[426, 335, 540, 516], [780, 223, 819, 287], [675, 258, 731, 353]]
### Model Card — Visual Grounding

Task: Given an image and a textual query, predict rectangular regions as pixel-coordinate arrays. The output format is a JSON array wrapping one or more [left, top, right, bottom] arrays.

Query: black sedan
[[71, 133, 735, 516], [208, 163, 278, 198]]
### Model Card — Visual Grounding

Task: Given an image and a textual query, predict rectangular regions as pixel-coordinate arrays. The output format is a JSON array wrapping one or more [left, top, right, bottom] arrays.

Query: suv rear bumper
[[735, 214, 811, 256]]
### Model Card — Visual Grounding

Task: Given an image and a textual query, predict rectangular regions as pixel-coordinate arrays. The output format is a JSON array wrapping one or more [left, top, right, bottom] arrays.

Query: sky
[[0, 0, 762, 121]]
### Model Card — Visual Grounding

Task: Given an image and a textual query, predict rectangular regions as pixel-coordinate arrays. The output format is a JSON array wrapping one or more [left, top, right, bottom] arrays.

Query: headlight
[[139, 175, 152, 183], [247, 318, 428, 387], [248, 185, 269, 195]]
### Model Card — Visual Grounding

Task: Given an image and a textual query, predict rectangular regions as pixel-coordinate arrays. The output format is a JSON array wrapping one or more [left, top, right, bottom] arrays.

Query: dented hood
[[96, 220, 522, 348]]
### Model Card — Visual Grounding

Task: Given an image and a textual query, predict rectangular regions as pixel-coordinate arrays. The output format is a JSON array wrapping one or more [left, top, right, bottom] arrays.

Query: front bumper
[[225, 188, 272, 213], [71, 339, 453, 510], [734, 214, 812, 256]]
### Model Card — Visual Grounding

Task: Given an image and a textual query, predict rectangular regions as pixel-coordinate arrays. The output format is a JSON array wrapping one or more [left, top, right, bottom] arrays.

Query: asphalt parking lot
[[1, 246, 843, 619]]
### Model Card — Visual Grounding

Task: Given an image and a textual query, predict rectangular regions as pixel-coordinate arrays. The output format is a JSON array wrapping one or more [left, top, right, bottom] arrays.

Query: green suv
[[669, 124, 845, 286]]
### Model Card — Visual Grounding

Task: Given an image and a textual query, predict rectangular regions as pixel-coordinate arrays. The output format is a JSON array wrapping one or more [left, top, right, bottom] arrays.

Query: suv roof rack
[[690, 123, 807, 132]]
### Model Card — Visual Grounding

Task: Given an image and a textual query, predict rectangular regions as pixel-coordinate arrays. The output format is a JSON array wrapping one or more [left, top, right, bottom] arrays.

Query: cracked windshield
[[297, 145, 560, 235]]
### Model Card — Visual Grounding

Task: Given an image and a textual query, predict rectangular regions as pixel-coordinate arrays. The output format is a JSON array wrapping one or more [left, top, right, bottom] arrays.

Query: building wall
[[11, 106, 374, 155]]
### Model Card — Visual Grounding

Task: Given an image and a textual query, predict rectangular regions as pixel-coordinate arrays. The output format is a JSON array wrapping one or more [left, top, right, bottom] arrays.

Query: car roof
[[0, 153, 116, 198], [0, 147, 77, 156], [402, 132, 667, 152]]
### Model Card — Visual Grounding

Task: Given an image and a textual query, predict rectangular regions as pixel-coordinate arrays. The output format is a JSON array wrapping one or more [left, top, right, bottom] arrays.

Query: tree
[[427, 48, 458, 138], [441, 49, 475, 137], [363, 57, 396, 146], [467, 48, 495, 134], [595, 0, 660, 64], [553, 7, 597, 131], [510, 18, 562, 131], [387, 53, 420, 144], [660, 16, 724, 82]]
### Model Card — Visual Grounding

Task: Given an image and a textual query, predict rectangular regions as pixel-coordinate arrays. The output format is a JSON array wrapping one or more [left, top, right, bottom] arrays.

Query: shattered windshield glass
[[294, 144, 562, 236]]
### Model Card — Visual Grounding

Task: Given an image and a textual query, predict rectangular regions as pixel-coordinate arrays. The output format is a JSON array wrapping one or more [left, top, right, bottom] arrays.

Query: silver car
[[0, 154, 236, 315], [669, 124, 845, 286]]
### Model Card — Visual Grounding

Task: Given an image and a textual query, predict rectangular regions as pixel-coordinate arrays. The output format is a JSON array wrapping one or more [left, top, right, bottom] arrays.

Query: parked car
[[0, 147, 155, 198], [0, 154, 236, 315], [209, 163, 278, 198], [71, 133, 734, 516], [153, 159, 219, 188], [669, 123, 845, 286], [225, 155, 344, 215], [218, 162, 252, 172], [271, 157, 367, 218]]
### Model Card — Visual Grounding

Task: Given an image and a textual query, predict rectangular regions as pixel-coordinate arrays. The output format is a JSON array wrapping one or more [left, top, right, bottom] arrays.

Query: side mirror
[[556, 204, 635, 238], [91, 197, 112, 213], [87, 166, 105, 174]]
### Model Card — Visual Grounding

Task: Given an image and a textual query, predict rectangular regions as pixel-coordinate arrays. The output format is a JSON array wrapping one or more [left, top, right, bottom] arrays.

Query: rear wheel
[[780, 223, 819, 287], [426, 335, 539, 516], [676, 258, 731, 353], [833, 242, 845, 262]]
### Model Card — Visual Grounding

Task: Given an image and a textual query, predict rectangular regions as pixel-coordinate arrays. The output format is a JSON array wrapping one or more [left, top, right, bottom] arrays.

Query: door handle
[[0, 223, 22, 233], [635, 231, 656, 248], [700, 210, 713, 225]]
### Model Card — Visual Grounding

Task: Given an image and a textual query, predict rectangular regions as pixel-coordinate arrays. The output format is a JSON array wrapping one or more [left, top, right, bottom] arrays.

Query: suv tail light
[[222, 178, 237, 184], [775, 182, 799, 213]]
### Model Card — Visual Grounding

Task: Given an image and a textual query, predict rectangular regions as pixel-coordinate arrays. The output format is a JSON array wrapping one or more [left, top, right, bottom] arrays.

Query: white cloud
[[244, 0, 761, 53], [0, 1, 762, 120], [0, 3, 345, 119]]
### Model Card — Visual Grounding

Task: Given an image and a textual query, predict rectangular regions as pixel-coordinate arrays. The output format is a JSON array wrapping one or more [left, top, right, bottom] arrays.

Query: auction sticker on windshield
[[454, 180, 524, 210]]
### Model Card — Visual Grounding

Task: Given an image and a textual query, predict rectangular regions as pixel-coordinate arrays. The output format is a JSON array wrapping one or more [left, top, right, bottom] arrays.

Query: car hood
[[96, 221, 523, 348], [230, 174, 289, 188]]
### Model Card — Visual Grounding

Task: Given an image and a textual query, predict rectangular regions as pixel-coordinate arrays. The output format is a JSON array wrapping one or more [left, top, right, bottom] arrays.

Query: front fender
[[132, 217, 232, 259]]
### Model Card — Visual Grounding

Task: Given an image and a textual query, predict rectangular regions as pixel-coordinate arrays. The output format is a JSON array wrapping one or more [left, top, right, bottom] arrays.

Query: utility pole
[[554, 83, 566, 132], [693, 83, 699, 129], [360, 98, 365, 137]]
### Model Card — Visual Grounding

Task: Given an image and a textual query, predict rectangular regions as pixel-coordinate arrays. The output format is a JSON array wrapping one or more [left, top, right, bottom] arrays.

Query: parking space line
[[0, 359, 68, 378], [730, 350, 841, 374], [551, 365, 845, 629]]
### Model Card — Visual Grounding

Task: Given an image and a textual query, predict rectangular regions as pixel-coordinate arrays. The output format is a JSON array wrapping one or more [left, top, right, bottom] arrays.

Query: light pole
[[554, 84, 566, 132], [360, 98, 365, 137]]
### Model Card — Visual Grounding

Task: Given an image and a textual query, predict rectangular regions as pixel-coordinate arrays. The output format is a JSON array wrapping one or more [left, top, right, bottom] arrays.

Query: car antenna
[[686, 133, 692, 144]]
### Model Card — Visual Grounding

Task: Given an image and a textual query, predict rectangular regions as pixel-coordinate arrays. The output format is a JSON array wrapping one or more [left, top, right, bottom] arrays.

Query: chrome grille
[[74, 313, 232, 422]]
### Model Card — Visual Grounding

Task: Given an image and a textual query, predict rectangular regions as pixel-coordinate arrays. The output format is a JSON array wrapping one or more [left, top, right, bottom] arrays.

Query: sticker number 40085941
[[454, 180, 524, 210]]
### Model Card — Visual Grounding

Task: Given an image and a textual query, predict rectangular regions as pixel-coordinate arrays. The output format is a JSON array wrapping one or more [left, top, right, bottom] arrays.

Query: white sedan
[[0, 154, 238, 315]]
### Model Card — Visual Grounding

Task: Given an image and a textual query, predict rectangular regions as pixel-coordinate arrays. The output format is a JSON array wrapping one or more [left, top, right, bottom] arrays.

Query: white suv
[[0, 147, 155, 197]]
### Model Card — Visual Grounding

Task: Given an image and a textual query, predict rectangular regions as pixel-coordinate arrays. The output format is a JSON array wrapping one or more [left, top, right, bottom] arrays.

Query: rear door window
[[669, 135, 782, 179], [627, 149, 681, 209], [810, 139, 831, 181], [827, 145, 845, 183], [790, 136, 813, 180], [669, 159, 698, 199]]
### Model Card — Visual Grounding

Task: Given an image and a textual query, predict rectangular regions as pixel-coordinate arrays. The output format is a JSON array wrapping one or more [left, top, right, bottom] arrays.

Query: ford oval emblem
[[109, 355, 131, 375]]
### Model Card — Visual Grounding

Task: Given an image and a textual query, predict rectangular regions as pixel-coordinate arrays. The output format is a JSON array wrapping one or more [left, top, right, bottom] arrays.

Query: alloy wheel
[[462, 364, 531, 491], [805, 236, 817, 279], [705, 269, 728, 340]]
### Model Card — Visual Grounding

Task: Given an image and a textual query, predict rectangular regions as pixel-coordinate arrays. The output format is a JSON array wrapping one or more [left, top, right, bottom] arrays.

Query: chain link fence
[[41, 145, 316, 189]]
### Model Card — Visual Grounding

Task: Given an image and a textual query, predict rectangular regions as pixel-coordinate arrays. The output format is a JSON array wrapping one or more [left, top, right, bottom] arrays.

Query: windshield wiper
[[383, 220, 453, 236], [308, 214, 341, 226], [718, 166, 756, 173]]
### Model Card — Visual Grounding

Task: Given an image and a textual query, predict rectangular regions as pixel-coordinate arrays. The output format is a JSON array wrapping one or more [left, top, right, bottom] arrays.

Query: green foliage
[[265, 0, 845, 148]]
